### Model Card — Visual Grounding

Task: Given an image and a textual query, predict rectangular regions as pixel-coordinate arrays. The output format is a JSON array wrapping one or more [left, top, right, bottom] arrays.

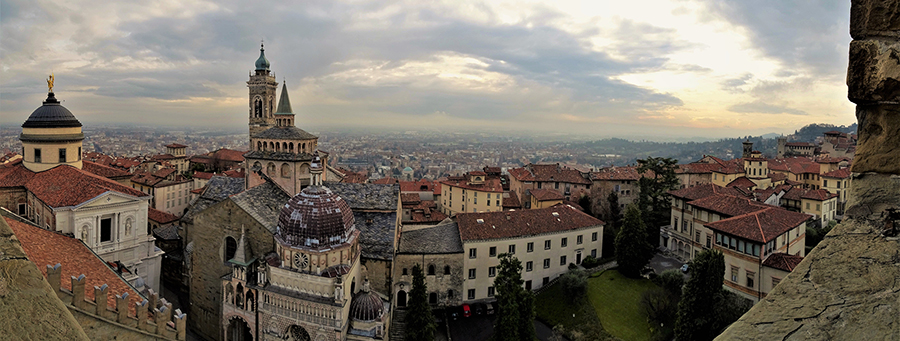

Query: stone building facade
[[392, 220, 465, 309]]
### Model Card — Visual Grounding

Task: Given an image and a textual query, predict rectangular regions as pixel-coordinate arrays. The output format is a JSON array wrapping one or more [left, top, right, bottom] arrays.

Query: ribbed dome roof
[[276, 185, 355, 249], [255, 44, 270, 71], [350, 290, 384, 322], [22, 92, 82, 128]]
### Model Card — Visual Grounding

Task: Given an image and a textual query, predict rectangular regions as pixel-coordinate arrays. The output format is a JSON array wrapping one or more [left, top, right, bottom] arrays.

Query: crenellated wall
[[717, 1, 900, 339]]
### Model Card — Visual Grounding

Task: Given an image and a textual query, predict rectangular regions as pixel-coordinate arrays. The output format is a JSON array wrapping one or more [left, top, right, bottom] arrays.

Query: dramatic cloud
[[0, 0, 855, 138]]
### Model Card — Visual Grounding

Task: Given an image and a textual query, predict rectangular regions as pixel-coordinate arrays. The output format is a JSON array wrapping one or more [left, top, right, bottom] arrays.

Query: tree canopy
[[637, 156, 679, 248], [615, 204, 654, 278], [406, 264, 435, 341], [675, 249, 725, 341], [493, 253, 535, 341]]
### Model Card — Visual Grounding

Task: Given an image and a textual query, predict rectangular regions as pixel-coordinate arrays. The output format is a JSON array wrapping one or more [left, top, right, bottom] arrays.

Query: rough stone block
[[851, 0, 900, 39], [852, 105, 900, 174], [847, 39, 900, 103]]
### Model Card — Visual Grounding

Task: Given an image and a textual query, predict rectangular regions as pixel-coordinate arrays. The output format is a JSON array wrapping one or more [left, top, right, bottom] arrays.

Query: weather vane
[[47, 73, 54, 93]]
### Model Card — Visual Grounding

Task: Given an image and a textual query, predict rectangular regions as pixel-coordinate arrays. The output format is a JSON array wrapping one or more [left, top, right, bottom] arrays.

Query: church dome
[[22, 92, 82, 128], [276, 185, 355, 249], [255, 44, 270, 71], [350, 290, 384, 322]]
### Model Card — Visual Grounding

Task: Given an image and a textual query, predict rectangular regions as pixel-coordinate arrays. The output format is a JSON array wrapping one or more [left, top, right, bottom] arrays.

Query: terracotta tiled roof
[[768, 157, 819, 174], [400, 193, 421, 206], [372, 177, 399, 185], [4, 216, 144, 315], [502, 190, 522, 209], [800, 189, 838, 201], [223, 168, 245, 178], [193, 171, 215, 180], [441, 173, 503, 193], [668, 183, 744, 201], [483, 166, 501, 175], [530, 188, 564, 201], [24, 165, 149, 207], [768, 172, 787, 182], [591, 166, 643, 181], [676, 162, 723, 174], [727, 176, 757, 190], [130, 171, 163, 187], [706, 207, 810, 243], [165, 143, 187, 148], [785, 142, 814, 147], [762, 252, 805, 272], [152, 168, 176, 179], [469, 171, 487, 176], [213, 148, 246, 162], [82, 160, 131, 179], [0, 159, 34, 188], [688, 193, 771, 217], [190, 187, 205, 194], [456, 205, 603, 241], [433, 182, 442, 195], [509, 164, 591, 185], [151, 153, 178, 161], [822, 168, 851, 179], [710, 158, 745, 174], [399, 179, 437, 193], [148, 208, 179, 224], [408, 201, 448, 224]]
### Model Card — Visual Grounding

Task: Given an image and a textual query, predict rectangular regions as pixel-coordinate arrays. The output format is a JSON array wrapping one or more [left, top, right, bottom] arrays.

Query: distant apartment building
[[440, 171, 504, 215], [400, 193, 448, 228], [528, 189, 564, 209], [131, 169, 193, 217], [779, 188, 838, 226], [457, 206, 603, 302], [589, 166, 643, 219], [508, 163, 591, 207], [821, 168, 851, 216]]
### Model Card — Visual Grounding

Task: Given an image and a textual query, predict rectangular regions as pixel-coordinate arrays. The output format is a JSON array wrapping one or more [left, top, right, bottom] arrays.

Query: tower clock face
[[293, 253, 309, 270]]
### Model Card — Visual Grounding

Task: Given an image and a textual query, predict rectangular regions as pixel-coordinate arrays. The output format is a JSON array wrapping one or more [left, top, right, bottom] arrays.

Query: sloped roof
[[769, 157, 819, 174], [181, 176, 245, 224], [800, 189, 838, 201], [762, 252, 805, 272], [668, 183, 744, 201], [530, 188, 564, 201], [502, 190, 522, 209], [254, 126, 317, 140], [457, 205, 603, 241], [822, 168, 851, 179], [213, 149, 246, 162], [397, 220, 463, 254], [4, 215, 145, 315], [441, 174, 503, 193], [399, 179, 438, 193], [82, 161, 131, 179], [509, 164, 591, 185], [688, 193, 771, 217], [24, 165, 148, 208], [327, 182, 399, 211], [152, 224, 181, 241], [727, 176, 757, 190], [230, 181, 290, 235], [591, 166, 644, 181], [148, 208, 179, 224], [705, 207, 811, 243]]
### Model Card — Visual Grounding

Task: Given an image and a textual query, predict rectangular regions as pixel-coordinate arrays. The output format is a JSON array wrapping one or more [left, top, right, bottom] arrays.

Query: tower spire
[[275, 79, 292, 114]]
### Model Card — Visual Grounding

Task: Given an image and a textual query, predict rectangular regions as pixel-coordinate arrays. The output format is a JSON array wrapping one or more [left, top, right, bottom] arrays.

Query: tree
[[578, 195, 593, 216], [493, 253, 535, 341], [607, 190, 621, 229], [559, 268, 588, 302], [637, 157, 679, 248], [602, 191, 622, 258], [615, 204, 654, 278], [675, 249, 725, 341], [406, 264, 435, 341]]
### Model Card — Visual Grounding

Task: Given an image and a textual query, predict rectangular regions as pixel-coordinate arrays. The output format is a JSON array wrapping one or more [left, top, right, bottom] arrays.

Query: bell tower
[[248, 43, 278, 138]]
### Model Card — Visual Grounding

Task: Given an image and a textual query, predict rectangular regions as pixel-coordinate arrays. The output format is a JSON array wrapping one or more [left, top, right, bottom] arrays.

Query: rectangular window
[[508, 244, 516, 254], [738, 240, 745, 253], [816, 204, 820, 211], [706, 236, 711, 248], [58, 148, 66, 163], [544, 240, 551, 250], [496, 200, 500, 206], [78, 147, 81, 160], [560, 255, 567, 266], [489, 246, 497, 257], [747, 272, 756, 288], [730, 237, 736, 250], [731, 266, 739, 282], [695, 231, 701, 242], [577, 235, 583, 244], [34, 148, 41, 163], [469, 248, 477, 258], [468, 269, 476, 279], [543, 258, 550, 268], [100, 218, 112, 242], [561, 238, 568, 247], [772, 277, 781, 287], [753, 244, 760, 257], [526, 261, 533, 272], [591, 249, 597, 258], [489, 267, 496, 277], [488, 286, 495, 297], [525, 280, 532, 291], [592, 232, 598, 241], [468, 289, 475, 300], [527, 242, 534, 252]]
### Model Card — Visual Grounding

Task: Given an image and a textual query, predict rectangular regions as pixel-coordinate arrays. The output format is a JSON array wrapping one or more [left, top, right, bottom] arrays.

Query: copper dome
[[276, 185, 355, 249], [350, 290, 384, 322]]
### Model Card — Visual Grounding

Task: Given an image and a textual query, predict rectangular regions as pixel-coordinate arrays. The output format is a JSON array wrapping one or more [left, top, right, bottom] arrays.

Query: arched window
[[447, 289, 454, 299], [257, 141, 262, 151], [225, 236, 237, 261], [289, 143, 294, 153], [428, 265, 435, 275], [276, 143, 280, 152], [236, 283, 244, 308], [254, 98, 263, 118], [281, 163, 291, 178], [267, 163, 276, 176], [283, 142, 287, 151], [429, 292, 437, 304], [444, 265, 451, 275], [253, 161, 261, 170], [270, 142, 275, 150], [302, 143, 306, 153]]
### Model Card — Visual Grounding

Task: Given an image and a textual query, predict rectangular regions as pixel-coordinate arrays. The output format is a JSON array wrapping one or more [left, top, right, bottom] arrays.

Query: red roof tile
[[193, 171, 216, 180], [762, 253, 804, 272], [223, 169, 245, 178], [5, 216, 144, 315], [372, 177, 399, 185], [25, 165, 148, 207], [502, 190, 522, 209], [668, 183, 744, 201], [530, 188, 564, 201], [727, 176, 757, 190], [213, 148, 246, 162], [509, 164, 591, 185], [822, 168, 851, 179], [0, 159, 35, 188], [148, 208, 179, 224], [400, 193, 421, 205], [768, 157, 819, 174], [688, 193, 771, 217], [705, 207, 811, 243], [457, 205, 602, 241], [591, 166, 644, 181], [441, 172, 503, 193], [399, 179, 438, 193], [768, 172, 787, 182], [82, 160, 131, 179], [800, 189, 838, 201]]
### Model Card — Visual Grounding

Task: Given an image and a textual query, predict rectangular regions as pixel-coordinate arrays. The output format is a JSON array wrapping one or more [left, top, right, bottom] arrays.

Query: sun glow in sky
[[0, 0, 853, 139]]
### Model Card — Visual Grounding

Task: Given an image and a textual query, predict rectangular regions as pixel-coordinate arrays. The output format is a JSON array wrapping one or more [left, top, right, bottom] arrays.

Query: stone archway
[[227, 316, 253, 341], [284, 325, 311, 341], [397, 290, 407, 307]]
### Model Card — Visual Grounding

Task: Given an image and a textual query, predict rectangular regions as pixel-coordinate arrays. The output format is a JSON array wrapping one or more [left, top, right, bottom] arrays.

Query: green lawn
[[588, 270, 659, 341]]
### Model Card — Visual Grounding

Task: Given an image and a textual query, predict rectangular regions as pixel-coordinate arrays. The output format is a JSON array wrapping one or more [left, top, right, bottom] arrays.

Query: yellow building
[[440, 171, 504, 215], [821, 168, 851, 216], [528, 189, 564, 209]]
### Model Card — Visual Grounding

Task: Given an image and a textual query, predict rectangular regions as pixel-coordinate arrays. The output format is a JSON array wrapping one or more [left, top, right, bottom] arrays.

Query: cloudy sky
[[1, 0, 853, 139]]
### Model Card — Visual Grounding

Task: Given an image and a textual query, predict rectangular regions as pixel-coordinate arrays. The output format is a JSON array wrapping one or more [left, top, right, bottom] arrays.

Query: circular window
[[293, 253, 309, 270]]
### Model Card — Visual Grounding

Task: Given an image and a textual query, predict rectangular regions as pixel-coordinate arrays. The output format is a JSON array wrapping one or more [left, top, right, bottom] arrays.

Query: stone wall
[[716, 1, 900, 339]]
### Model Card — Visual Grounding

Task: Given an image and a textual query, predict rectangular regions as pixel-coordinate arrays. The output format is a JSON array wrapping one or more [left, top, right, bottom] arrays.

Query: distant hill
[[790, 123, 857, 143]]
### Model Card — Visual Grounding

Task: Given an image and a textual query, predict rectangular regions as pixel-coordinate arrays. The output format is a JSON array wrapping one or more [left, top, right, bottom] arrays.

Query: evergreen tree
[[493, 253, 535, 341], [637, 157, 679, 248], [406, 264, 435, 341], [675, 249, 725, 341], [602, 190, 622, 258], [615, 204, 654, 278]]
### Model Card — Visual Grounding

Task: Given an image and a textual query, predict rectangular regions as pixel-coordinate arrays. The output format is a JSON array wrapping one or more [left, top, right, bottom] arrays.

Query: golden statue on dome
[[47, 73, 54, 93]]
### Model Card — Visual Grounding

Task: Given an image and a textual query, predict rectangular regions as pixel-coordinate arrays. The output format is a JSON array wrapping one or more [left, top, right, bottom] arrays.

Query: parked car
[[462, 304, 471, 318], [681, 263, 690, 273], [486, 302, 495, 315], [474, 303, 486, 315], [447, 307, 459, 320]]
